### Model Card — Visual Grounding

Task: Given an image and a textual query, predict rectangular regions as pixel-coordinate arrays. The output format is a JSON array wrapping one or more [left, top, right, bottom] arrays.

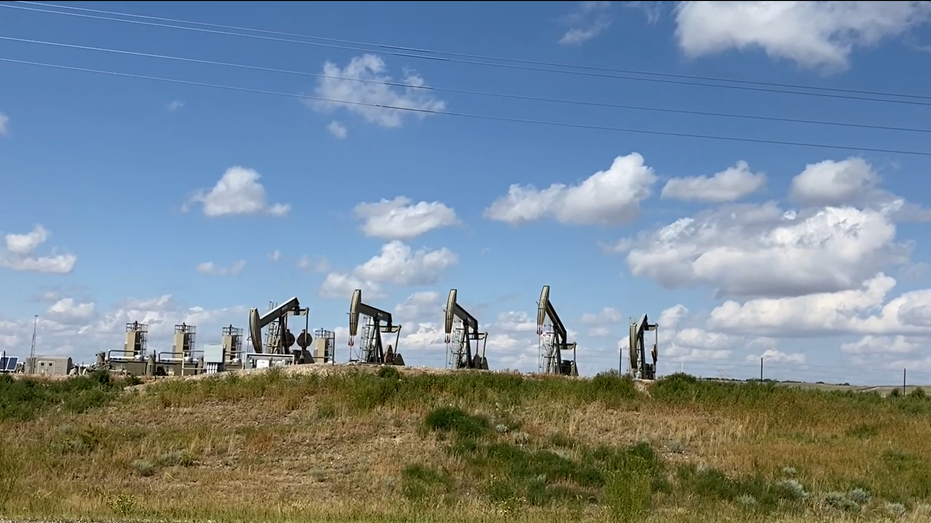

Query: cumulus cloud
[[268, 250, 282, 262], [0, 294, 247, 362], [320, 241, 458, 300], [621, 305, 737, 365], [674, 1, 931, 73], [307, 54, 446, 128], [165, 100, 184, 112], [185, 166, 291, 218], [580, 307, 623, 338], [0, 112, 8, 136], [558, 1, 614, 46], [708, 271, 931, 338], [485, 152, 658, 226], [0, 224, 77, 274], [788, 157, 931, 220], [196, 260, 246, 276], [353, 196, 459, 241], [394, 291, 441, 322], [841, 335, 918, 355], [327, 121, 347, 139], [621, 201, 913, 299], [661, 160, 767, 203]]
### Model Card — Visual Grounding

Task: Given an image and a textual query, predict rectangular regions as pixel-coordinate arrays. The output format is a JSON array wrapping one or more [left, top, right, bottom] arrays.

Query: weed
[[157, 450, 195, 467], [424, 406, 489, 440], [401, 464, 453, 502], [376, 365, 401, 380], [823, 491, 860, 512], [0, 371, 126, 421], [848, 487, 871, 504], [130, 459, 155, 477]]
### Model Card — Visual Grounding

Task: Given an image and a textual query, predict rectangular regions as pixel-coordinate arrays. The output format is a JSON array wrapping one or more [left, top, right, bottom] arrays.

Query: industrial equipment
[[0, 351, 19, 373], [629, 315, 658, 380], [348, 289, 405, 366], [95, 321, 205, 377], [248, 297, 308, 359], [444, 289, 489, 370], [311, 329, 336, 364], [536, 285, 579, 377], [222, 324, 245, 367], [169, 323, 197, 361]]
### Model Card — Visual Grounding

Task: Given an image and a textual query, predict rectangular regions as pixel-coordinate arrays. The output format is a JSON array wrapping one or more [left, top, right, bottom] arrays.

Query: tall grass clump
[[0, 370, 128, 421]]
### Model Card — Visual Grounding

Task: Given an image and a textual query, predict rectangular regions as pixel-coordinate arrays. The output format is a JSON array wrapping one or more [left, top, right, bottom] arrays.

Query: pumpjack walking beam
[[536, 285, 578, 377], [348, 289, 405, 366], [248, 297, 305, 354], [444, 289, 489, 370], [629, 314, 658, 380]]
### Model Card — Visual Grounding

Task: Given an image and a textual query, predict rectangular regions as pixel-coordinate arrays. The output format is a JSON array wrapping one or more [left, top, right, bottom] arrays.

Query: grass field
[[2, 365, 931, 523]]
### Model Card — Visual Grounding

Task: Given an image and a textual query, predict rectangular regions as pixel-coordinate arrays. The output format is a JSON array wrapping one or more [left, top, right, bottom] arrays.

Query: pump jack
[[629, 314, 658, 380], [248, 297, 308, 355], [348, 289, 405, 366], [536, 285, 579, 377], [444, 289, 489, 370]]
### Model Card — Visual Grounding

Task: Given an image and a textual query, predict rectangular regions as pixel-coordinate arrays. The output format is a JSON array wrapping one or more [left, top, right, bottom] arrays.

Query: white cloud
[[185, 166, 291, 218], [0, 112, 8, 136], [789, 157, 881, 207], [559, 1, 614, 46], [788, 157, 931, 221], [394, 291, 441, 322], [320, 272, 384, 301], [746, 348, 807, 365], [269, 250, 282, 262], [618, 305, 736, 365], [707, 271, 931, 337], [353, 196, 459, 241], [485, 152, 658, 226], [327, 121, 347, 139], [196, 260, 246, 276], [297, 255, 330, 273], [46, 298, 96, 323], [166, 100, 184, 112], [841, 335, 919, 355], [674, 1, 931, 73], [623, 201, 911, 299], [626, 1, 664, 24], [0, 294, 247, 362], [580, 307, 623, 338], [0, 225, 77, 274], [661, 160, 767, 203], [320, 241, 458, 299], [307, 54, 446, 128]]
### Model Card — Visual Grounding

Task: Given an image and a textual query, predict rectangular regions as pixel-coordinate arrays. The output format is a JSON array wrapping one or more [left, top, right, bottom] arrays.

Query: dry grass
[[1, 367, 930, 522]]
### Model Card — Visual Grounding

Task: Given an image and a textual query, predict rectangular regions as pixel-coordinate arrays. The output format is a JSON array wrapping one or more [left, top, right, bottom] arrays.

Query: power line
[[3, 56, 930, 158], [5, 2, 931, 108], [6, 35, 930, 136], [15, 0, 931, 103]]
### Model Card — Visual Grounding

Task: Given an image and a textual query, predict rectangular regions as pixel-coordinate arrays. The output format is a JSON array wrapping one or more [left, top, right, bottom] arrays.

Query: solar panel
[[0, 356, 17, 372]]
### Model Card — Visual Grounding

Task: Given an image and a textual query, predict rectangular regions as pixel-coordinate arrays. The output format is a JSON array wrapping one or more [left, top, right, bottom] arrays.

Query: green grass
[[0, 370, 134, 421], [2, 367, 931, 522]]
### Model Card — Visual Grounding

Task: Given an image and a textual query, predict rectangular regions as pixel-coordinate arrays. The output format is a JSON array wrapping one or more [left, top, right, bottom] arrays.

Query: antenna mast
[[29, 314, 38, 363]]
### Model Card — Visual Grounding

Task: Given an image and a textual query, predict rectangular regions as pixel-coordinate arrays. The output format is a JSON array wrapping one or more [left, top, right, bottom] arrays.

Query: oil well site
[[2, 285, 660, 384], [2, 290, 931, 523]]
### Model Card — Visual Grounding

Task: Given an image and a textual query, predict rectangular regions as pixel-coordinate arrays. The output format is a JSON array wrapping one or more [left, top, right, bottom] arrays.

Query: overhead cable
[[3, 56, 930, 157]]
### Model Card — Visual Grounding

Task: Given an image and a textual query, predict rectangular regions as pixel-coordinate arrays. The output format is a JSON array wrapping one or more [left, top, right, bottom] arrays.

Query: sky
[[2, 1, 931, 386]]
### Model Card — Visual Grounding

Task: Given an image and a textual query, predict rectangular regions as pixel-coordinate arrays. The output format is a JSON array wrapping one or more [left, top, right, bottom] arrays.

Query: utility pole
[[29, 314, 38, 374]]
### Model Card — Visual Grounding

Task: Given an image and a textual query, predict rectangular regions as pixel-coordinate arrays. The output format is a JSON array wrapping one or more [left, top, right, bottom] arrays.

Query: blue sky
[[2, 1, 931, 385]]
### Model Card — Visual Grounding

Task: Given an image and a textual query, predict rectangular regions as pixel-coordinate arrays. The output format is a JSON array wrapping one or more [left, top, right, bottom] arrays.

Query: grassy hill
[[2, 365, 931, 522]]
